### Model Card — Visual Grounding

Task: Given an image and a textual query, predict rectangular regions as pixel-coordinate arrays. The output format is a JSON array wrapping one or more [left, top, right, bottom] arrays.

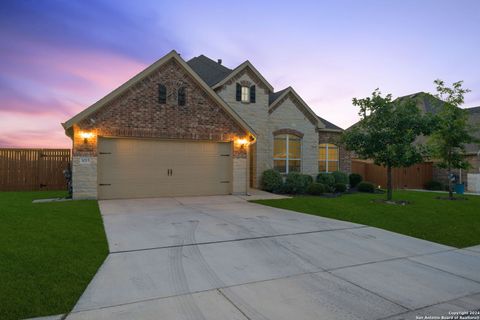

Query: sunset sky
[[1, 0, 479, 148]]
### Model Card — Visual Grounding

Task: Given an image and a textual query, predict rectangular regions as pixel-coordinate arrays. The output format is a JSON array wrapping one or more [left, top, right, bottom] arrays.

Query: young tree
[[343, 89, 432, 201], [428, 79, 477, 199]]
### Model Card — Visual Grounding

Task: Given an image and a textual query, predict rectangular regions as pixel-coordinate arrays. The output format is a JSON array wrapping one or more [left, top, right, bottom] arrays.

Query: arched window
[[274, 134, 301, 173], [178, 87, 186, 106], [158, 84, 167, 104], [319, 143, 339, 172]]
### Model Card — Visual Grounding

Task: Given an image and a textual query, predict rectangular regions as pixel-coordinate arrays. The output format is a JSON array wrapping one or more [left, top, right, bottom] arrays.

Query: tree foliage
[[343, 89, 432, 200], [428, 79, 477, 199]]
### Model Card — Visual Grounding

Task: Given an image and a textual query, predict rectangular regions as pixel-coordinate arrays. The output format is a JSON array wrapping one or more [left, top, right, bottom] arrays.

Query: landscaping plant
[[316, 172, 335, 190], [349, 173, 363, 188], [427, 80, 478, 199], [332, 171, 349, 185], [342, 89, 432, 201], [357, 181, 375, 193], [284, 172, 312, 194], [261, 169, 283, 193], [334, 183, 347, 193], [424, 180, 444, 191], [307, 182, 326, 195]]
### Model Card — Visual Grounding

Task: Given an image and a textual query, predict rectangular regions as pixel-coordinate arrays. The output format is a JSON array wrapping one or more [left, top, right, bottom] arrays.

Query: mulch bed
[[371, 199, 411, 205], [435, 196, 468, 201]]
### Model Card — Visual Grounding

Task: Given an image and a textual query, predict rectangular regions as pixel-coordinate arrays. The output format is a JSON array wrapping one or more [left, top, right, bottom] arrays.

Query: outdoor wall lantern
[[236, 138, 248, 149], [80, 131, 94, 144]]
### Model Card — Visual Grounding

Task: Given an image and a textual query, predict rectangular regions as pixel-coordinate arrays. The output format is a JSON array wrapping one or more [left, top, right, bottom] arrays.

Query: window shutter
[[178, 87, 186, 106], [158, 84, 167, 104], [236, 83, 241, 101], [250, 85, 256, 103]]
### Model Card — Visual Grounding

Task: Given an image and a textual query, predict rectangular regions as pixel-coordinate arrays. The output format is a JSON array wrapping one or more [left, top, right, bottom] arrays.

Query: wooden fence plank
[[351, 160, 433, 189], [0, 149, 71, 191]]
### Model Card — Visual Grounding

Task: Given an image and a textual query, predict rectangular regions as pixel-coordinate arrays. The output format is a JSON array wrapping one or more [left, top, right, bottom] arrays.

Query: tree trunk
[[448, 168, 453, 200], [387, 165, 393, 201]]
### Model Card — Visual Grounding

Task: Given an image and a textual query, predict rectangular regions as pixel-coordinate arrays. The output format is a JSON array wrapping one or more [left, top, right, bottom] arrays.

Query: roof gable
[[268, 87, 322, 128], [62, 50, 255, 136], [212, 61, 274, 92]]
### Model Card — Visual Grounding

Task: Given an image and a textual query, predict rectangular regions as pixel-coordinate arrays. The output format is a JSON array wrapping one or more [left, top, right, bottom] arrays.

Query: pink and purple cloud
[[1, 0, 479, 147]]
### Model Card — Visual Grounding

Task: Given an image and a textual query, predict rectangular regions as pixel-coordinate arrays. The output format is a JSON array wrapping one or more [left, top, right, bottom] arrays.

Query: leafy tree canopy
[[343, 89, 433, 201], [344, 89, 432, 169], [428, 80, 477, 171]]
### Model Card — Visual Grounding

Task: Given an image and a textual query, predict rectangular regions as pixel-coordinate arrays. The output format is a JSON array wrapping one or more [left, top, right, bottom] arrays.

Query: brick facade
[[71, 58, 250, 199], [318, 131, 352, 173], [73, 59, 247, 157]]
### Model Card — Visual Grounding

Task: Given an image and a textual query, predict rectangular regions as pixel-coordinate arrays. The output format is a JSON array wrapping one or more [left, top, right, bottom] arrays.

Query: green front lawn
[[253, 190, 480, 248], [0, 191, 108, 320]]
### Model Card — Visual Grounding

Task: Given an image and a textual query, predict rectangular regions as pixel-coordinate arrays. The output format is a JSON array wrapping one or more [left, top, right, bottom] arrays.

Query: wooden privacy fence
[[0, 149, 71, 191], [351, 160, 433, 189]]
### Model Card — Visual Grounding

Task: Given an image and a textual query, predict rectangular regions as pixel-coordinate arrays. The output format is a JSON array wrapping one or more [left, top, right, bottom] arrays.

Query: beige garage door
[[97, 138, 232, 199]]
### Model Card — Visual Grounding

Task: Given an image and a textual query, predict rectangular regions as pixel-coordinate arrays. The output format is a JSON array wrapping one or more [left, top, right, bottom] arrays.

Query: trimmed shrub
[[307, 183, 326, 195], [303, 174, 314, 185], [424, 180, 444, 191], [261, 169, 283, 193], [334, 183, 347, 193], [316, 173, 335, 188], [349, 173, 363, 188], [332, 171, 349, 185], [357, 181, 375, 193], [284, 172, 312, 194]]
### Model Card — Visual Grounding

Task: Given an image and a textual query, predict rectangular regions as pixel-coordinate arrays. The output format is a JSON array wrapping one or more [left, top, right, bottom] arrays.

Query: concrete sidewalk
[[66, 196, 480, 320]]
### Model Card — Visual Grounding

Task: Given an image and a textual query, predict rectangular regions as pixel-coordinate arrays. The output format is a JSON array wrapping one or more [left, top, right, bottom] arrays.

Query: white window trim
[[274, 135, 302, 174], [241, 86, 250, 103], [319, 143, 339, 173]]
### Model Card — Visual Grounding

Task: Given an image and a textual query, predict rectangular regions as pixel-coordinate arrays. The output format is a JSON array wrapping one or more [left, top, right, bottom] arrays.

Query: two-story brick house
[[63, 50, 350, 199]]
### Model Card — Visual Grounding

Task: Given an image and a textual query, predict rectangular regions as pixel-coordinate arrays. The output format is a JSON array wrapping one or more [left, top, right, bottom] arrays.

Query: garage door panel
[[98, 138, 232, 199]]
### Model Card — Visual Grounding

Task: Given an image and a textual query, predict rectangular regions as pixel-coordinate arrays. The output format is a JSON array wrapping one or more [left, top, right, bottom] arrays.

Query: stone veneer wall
[[217, 72, 351, 187], [318, 131, 351, 173], [268, 96, 319, 178], [215, 69, 270, 188], [233, 158, 247, 194], [72, 156, 97, 200], [71, 58, 249, 199]]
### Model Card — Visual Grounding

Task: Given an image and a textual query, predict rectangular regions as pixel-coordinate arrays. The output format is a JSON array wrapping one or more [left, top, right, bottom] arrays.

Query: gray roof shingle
[[187, 55, 232, 86], [268, 88, 289, 105], [318, 116, 343, 130], [396, 92, 445, 114], [188, 54, 346, 132]]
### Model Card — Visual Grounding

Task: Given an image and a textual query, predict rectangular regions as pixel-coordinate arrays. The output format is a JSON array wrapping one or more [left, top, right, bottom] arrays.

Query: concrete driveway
[[67, 196, 480, 320]]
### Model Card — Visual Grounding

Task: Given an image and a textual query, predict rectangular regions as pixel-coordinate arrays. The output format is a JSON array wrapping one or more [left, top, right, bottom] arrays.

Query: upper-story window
[[319, 143, 339, 172], [158, 84, 167, 104], [178, 87, 186, 106], [241, 86, 249, 102], [236, 83, 256, 103], [274, 134, 302, 174]]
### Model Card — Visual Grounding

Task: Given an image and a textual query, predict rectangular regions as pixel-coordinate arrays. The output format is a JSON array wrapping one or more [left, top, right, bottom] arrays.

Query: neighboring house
[[63, 50, 349, 200], [403, 93, 480, 188]]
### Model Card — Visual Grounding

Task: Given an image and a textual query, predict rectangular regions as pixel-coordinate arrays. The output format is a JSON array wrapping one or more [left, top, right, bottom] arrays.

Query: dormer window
[[241, 86, 250, 102], [236, 83, 256, 103]]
